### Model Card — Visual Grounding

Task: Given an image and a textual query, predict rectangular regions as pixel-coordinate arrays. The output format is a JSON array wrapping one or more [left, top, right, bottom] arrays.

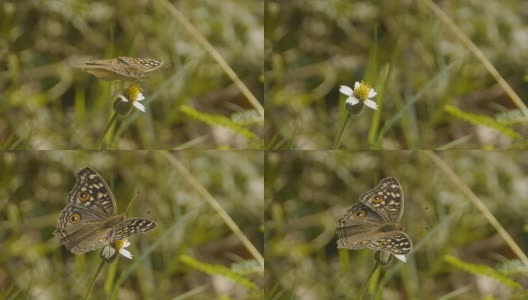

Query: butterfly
[[77, 57, 163, 81], [336, 177, 412, 263], [54, 167, 157, 254]]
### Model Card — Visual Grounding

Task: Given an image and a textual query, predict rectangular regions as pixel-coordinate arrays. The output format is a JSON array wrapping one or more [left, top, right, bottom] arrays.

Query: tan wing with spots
[[336, 177, 412, 259], [54, 168, 157, 254], [359, 177, 403, 223]]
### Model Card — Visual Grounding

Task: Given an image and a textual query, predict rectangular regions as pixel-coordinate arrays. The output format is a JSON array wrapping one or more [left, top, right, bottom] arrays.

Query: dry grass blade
[[424, 150, 528, 268], [157, 0, 264, 117], [421, 0, 528, 117], [161, 151, 264, 268]]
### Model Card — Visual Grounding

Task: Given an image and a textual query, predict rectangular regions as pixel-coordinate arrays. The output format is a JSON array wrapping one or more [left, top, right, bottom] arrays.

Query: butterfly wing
[[359, 177, 404, 223], [336, 202, 385, 239], [355, 231, 413, 262], [336, 178, 412, 259], [336, 202, 407, 250], [337, 224, 412, 255], [54, 205, 123, 254], [81, 58, 121, 67], [79, 58, 145, 80], [55, 168, 119, 254], [118, 57, 163, 72], [112, 218, 157, 241], [65, 167, 116, 216], [55, 168, 157, 254]]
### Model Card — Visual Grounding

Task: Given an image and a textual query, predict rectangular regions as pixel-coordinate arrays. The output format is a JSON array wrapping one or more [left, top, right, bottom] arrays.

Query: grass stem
[[84, 259, 105, 300], [161, 151, 264, 268], [97, 112, 118, 150], [424, 151, 528, 268], [334, 112, 352, 149], [359, 261, 381, 299], [158, 0, 263, 117]]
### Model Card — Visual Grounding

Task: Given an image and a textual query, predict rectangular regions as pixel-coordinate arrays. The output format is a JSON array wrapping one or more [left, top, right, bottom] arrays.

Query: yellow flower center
[[113, 239, 126, 250], [353, 81, 372, 101], [123, 83, 142, 101]]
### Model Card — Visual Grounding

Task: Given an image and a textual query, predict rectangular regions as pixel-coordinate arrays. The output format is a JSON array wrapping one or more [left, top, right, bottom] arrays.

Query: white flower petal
[[133, 101, 146, 112], [119, 95, 129, 102], [354, 81, 360, 90], [364, 99, 378, 110], [119, 248, 133, 259], [102, 245, 116, 258], [368, 89, 377, 98], [339, 85, 353, 96], [394, 254, 407, 263], [136, 93, 145, 102], [123, 240, 130, 247], [345, 96, 360, 106]]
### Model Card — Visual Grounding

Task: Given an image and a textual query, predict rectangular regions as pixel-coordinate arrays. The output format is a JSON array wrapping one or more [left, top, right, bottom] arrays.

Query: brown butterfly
[[336, 177, 412, 263], [54, 168, 157, 254], [77, 57, 163, 81]]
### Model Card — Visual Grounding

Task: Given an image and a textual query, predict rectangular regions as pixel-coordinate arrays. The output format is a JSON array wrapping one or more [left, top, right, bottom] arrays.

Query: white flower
[[119, 92, 146, 112], [394, 254, 407, 263], [339, 81, 378, 110], [101, 239, 133, 260]]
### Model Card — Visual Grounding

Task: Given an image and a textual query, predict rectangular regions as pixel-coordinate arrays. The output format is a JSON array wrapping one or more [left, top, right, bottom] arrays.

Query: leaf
[[231, 110, 263, 125], [495, 109, 528, 125], [180, 255, 258, 290], [444, 105, 521, 140], [231, 259, 263, 275], [444, 255, 522, 290], [180, 105, 258, 140]]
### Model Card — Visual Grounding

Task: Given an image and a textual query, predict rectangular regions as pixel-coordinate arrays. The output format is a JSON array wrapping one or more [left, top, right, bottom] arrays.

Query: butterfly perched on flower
[[76, 57, 163, 81]]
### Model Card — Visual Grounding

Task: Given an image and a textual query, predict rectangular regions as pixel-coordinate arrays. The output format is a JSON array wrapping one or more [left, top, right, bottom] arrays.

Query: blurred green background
[[0, 0, 263, 149], [265, 150, 528, 299], [0, 151, 263, 299], [265, 0, 528, 149]]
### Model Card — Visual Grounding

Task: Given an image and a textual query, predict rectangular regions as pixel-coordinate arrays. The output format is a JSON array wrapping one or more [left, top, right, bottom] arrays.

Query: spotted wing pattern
[[336, 177, 412, 262], [55, 168, 157, 254]]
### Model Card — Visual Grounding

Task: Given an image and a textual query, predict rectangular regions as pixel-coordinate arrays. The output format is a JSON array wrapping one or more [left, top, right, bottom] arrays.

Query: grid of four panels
[[2, 1, 528, 299]]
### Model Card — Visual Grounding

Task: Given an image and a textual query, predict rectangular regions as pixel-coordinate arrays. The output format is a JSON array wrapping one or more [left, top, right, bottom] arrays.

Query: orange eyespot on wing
[[371, 194, 384, 203], [69, 213, 81, 223], [354, 209, 367, 219], [77, 191, 91, 202]]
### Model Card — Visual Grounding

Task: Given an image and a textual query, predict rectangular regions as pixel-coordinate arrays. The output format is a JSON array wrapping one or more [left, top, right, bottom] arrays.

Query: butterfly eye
[[371, 195, 384, 203], [77, 191, 90, 202], [69, 213, 81, 223], [354, 209, 367, 218]]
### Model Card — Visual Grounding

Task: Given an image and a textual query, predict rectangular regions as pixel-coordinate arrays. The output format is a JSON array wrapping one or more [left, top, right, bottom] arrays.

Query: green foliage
[[0, 151, 263, 299], [231, 110, 264, 125], [0, 0, 263, 149], [498, 260, 528, 276], [444, 255, 522, 290], [444, 105, 522, 140], [265, 0, 528, 149], [231, 259, 263, 275], [180, 105, 259, 141], [495, 109, 528, 125], [180, 255, 259, 290], [265, 151, 528, 299]]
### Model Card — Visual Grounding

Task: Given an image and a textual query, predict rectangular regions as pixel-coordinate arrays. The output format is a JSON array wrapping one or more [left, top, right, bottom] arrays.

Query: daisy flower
[[339, 81, 378, 111], [118, 83, 146, 113], [101, 239, 133, 261]]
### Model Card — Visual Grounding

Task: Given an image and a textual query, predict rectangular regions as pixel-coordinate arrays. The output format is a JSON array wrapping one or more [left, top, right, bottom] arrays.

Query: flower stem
[[359, 260, 381, 299], [97, 112, 118, 149], [84, 259, 105, 300], [334, 112, 352, 149], [109, 118, 123, 149]]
